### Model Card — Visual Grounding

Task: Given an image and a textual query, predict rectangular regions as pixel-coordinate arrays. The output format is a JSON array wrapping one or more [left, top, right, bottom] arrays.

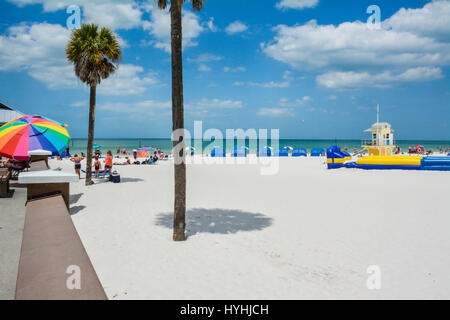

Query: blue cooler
[[109, 172, 121, 183]]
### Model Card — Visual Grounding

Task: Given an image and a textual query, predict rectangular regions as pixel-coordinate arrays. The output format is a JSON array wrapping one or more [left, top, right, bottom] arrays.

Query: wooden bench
[[15, 194, 107, 300], [16, 170, 107, 300], [0, 168, 10, 197]]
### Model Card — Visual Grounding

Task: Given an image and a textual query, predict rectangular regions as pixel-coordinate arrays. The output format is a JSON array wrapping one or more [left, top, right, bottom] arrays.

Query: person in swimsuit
[[70, 154, 85, 179], [94, 156, 101, 179], [104, 150, 113, 178]]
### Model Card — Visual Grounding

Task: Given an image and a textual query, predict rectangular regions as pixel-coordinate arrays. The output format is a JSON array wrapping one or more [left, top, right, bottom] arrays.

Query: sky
[[0, 0, 449, 140]]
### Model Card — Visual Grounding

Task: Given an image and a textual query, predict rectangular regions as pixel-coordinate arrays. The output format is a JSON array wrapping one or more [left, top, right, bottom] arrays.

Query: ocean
[[67, 139, 450, 156]]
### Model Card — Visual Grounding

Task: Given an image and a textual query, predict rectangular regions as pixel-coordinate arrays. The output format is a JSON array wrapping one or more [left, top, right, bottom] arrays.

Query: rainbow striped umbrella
[[0, 115, 70, 160], [137, 150, 150, 158]]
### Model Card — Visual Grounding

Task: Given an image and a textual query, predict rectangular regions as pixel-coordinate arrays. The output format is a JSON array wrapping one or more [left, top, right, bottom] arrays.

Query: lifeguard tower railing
[[361, 139, 396, 147]]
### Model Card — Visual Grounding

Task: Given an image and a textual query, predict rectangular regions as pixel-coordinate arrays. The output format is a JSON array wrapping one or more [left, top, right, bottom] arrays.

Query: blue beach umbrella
[[139, 146, 154, 151], [93, 144, 101, 150]]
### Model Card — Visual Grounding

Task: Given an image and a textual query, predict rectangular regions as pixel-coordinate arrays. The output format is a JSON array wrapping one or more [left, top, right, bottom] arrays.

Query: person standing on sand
[[94, 156, 101, 179], [66, 146, 70, 159], [70, 154, 85, 179], [104, 150, 113, 179], [117, 146, 120, 155]]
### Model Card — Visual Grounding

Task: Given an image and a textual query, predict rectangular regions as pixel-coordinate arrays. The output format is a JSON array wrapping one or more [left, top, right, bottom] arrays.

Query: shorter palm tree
[[66, 24, 122, 186]]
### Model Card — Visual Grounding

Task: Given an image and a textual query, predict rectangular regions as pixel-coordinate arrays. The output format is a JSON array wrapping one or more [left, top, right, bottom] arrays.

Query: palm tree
[[157, 0, 204, 241], [66, 24, 122, 186]]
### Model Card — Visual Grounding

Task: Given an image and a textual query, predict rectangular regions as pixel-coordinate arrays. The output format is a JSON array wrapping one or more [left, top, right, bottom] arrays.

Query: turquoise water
[[67, 139, 450, 156]]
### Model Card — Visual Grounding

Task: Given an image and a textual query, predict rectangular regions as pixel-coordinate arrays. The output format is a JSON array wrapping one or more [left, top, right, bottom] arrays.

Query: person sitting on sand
[[114, 157, 131, 166], [94, 156, 101, 179], [70, 154, 85, 179], [104, 150, 113, 178]]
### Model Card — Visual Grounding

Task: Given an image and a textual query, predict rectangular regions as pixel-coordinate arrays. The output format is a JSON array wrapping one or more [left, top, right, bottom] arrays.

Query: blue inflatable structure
[[327, 146, 352, 169]]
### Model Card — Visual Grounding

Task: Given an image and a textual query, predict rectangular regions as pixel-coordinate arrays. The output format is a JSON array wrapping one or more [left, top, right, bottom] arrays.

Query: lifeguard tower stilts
[[362, 105, 396, 156]]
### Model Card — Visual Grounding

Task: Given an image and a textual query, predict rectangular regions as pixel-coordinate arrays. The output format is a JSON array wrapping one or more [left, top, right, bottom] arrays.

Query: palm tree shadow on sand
[[155, 208, 273, 237]]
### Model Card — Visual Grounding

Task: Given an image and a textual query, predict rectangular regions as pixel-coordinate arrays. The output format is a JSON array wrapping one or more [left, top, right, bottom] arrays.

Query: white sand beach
[[47, 156, 450, 300]]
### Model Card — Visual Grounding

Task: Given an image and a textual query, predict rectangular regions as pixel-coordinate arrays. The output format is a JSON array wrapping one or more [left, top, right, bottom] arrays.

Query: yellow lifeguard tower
[[362, 105, 396, 156]]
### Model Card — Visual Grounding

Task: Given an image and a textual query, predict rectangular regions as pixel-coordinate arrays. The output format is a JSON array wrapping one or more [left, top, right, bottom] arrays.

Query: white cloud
[[258, 107, 292, 117], [99, 100, 171, 115], [189, 98, 244, 110], [8, 0, 143, 30], [99, 64, 159, 95], [225, 21, 248, 35], [187, 53, 222, 63], [262, 1, 450, 89], [223, 66, 246, 73], [385, 0, 450, 39], [317, 67, 443, 89], [207, 17, 218, 32], [0, 23, 80, 88], [277, 97, 309, 107], [248, 81, 290, 88], [143, 7, 205, 53], [233, 71, 291, 88], [83, 2, 143, 30], [70, 101, 87, 108], [276, 0, 319, 10], [0, 22, 156, 94], [0, 23, 70, 72], [262, 19, 450, 71], [198, 64, 211, 72]]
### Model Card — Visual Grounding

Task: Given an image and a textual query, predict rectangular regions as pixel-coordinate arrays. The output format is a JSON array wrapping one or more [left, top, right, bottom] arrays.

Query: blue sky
[[0, 0, 449, 140]]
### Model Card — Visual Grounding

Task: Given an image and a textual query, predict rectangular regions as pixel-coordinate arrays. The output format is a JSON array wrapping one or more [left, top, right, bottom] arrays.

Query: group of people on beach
[[70, 150, 114, 179], [68, 147, 168, 179]]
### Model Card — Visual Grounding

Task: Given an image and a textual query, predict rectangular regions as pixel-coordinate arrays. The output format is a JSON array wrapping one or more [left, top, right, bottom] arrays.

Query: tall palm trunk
[[170, 1, 186, 241], [85, 85, 96, 186]]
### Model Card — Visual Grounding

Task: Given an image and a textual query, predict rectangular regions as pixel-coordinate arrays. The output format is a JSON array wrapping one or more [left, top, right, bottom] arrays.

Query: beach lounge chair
[[311, 148, 325, 157], [231, 147, 247, 157], [275, 148, 290, 157], [292, 148, 307, 157], [211, 147, 225, 157], [6, 160, 29, 180], [257, 147, 272, 157]]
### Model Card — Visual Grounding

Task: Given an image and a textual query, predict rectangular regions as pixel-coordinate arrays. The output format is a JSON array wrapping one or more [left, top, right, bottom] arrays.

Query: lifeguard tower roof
[[364, 122, 394, 132]]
